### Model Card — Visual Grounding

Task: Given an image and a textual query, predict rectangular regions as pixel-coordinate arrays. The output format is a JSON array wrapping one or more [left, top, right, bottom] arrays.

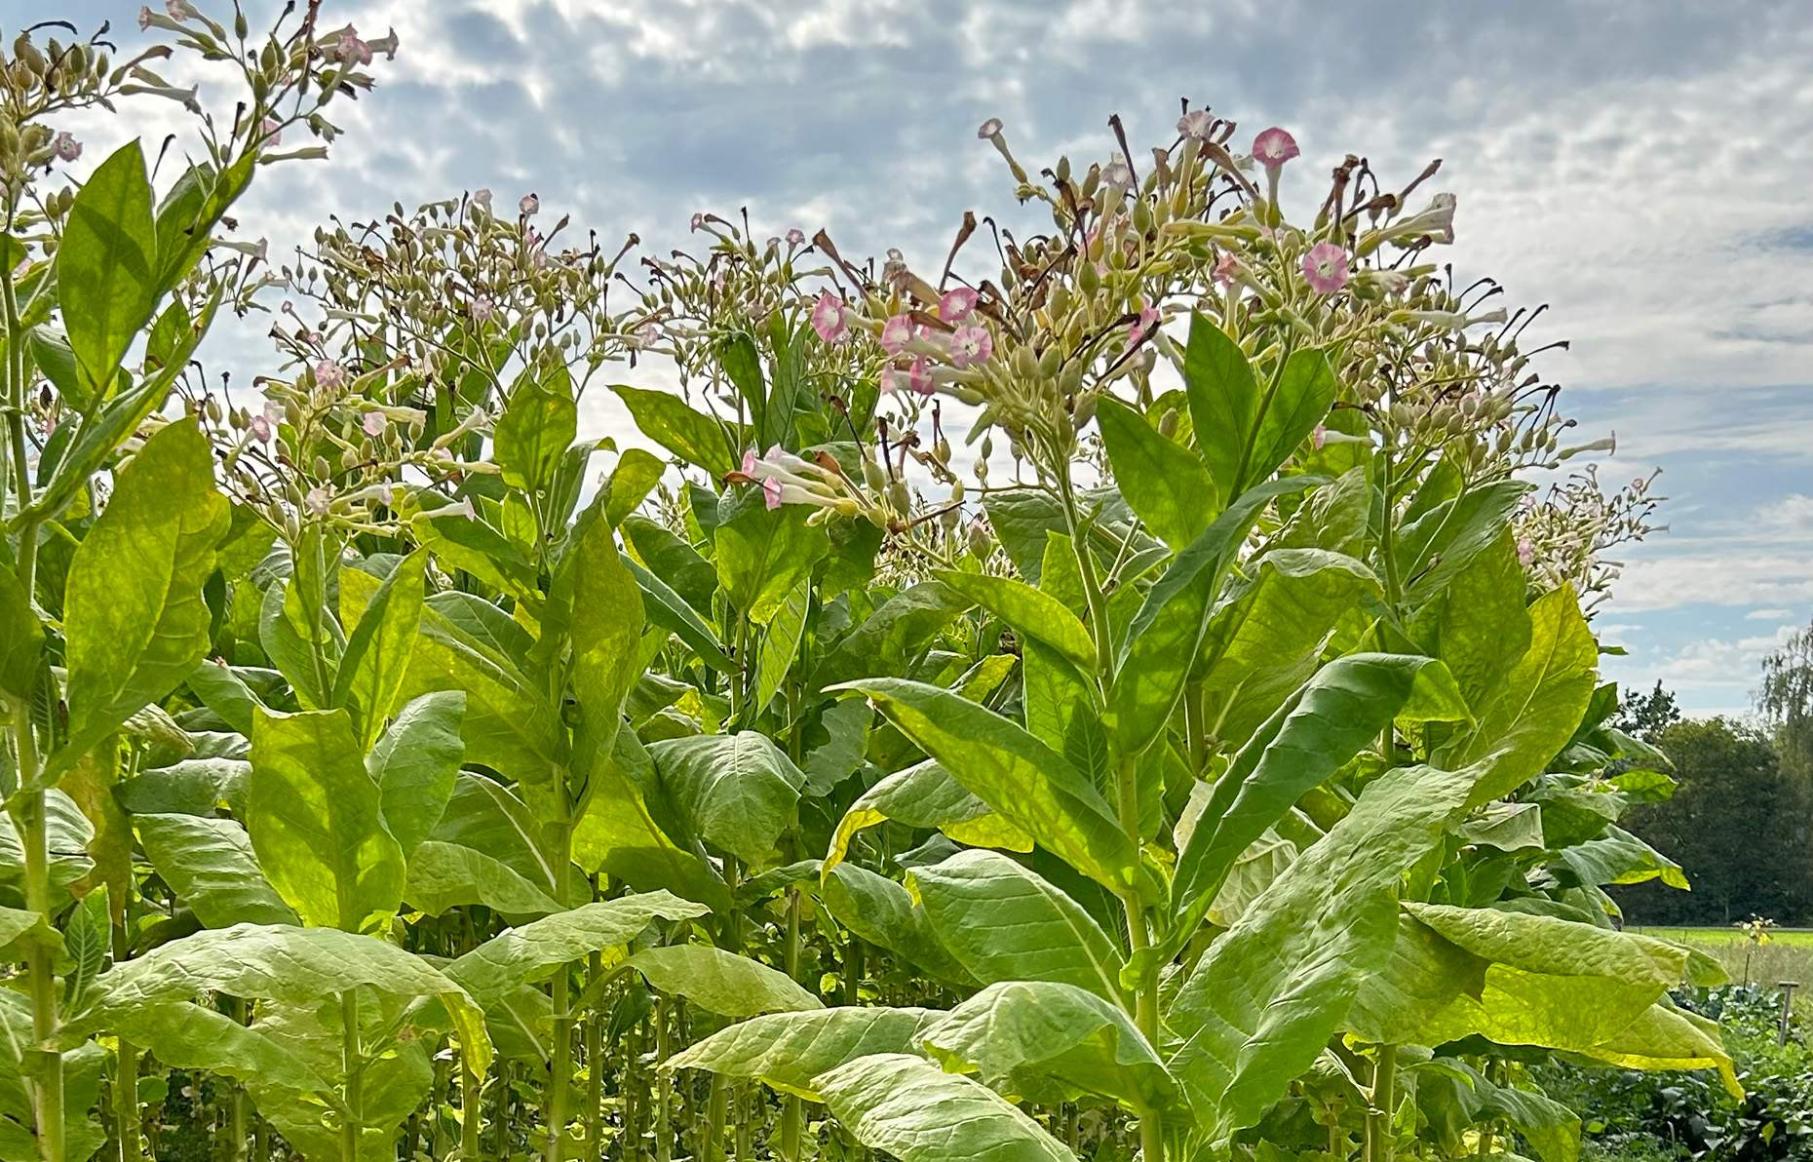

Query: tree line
[[1612, 623, 1813, 926]]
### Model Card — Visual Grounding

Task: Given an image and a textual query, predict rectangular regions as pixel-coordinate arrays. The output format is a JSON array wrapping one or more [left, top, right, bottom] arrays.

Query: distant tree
[[1618, 717, 1813, 926], [1759, 622, 1813, 778], [1615, 681, 1681, 742]]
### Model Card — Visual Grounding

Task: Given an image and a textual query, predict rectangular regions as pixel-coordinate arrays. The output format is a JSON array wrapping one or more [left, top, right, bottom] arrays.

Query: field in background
[[1631, 925, 1813, 991]]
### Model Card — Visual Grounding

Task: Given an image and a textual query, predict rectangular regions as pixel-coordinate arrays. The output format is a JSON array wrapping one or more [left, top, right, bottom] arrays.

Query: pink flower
[[1129, 306, 1160, 345], [762, 477, 784, 510], [249, 414, 272, 443], [977, 118, 1004, 140], [259, 117, 282, 147], [519, 193, 539, 217], [938, 286, 978, 322], [314, 359, 347, 390], [908, 357, 934, 396], [1252, 127, 1300, 172], [139, 6, 154, 31], [690, 212, 706, 232], [1212, 251, 1240, 287], [949, 325, 993, 368], [333, 29, 373, 66], [880, 314, 915, 355], [166, 0, 196, 18], [741, 448, 758, 476], [304, 486, 333, 516], [1102, 156, 1133, 190], [470, 295, 495, 322], [1177, 110, 1214, 141], [1301, 243, 1349, 295], [362, 410, 387, 437], [786, 227, 806, 247], [51, 132, 81, 162], [1517, 537, 1535, 567], [472, 188, 493, 212], [810, 292, 849, 344], [1311, 424, 1327, 451]]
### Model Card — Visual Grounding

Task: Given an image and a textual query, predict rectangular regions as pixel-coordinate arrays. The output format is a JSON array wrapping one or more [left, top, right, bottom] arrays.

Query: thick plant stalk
[[10, 706, 63, 1162], [1367, 1045, 1397, 1162], [340, 991, 363, 1161], [583, 950, 603, 1162], [653, 998, 672, 1162], [460, 1057, 482, 1160], [778, 888, 805, 1161]]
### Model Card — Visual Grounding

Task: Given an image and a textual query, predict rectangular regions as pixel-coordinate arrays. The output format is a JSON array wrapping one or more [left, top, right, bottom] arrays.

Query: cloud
[[1747, 608, 1795, 621]]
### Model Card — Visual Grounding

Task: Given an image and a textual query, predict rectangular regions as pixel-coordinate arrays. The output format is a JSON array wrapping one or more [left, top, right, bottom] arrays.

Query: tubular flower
[[314, 359, 347, 391], [1129, 306, 1161, 345], [1383, 192, 1457, 246], [51, 132, 81, 162], [1302, 242, 1350, 295], [1177, 109, 1214, 141], [811, 292, 850, 344], [938, 286, 978, 322], [1252, 126, 1300, 172], [734, 446, 867, 517], [949, 325, 993, 368], [880, 314, 915, 355]]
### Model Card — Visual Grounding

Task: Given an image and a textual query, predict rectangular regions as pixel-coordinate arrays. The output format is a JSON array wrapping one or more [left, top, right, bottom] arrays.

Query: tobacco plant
[[0, 6, 1725, 1162]]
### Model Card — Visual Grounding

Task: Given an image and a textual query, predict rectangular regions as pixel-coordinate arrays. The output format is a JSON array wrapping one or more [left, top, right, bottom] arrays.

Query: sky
[[15, 0, 1813, 717]]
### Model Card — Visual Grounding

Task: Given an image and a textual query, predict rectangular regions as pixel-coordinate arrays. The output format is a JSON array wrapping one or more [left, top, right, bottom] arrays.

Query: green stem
[[1378, 440, 1402, 611], [113, 1039, 140, 1162], [8, 701, 61, 1162], [229, 998, 250, 1161], [1367, 1045, 1397, 1162], [546, 820, 574, 1162], [654, 997, 672, 1162], [583, 950, 603, 1162], [779, 887, 805, 1161], [460, 1056, 482, 1161], [340, 991, 362, 1162]]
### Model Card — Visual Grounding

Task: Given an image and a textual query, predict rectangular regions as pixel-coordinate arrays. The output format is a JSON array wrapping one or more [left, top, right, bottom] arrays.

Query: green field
[[1629, 925, 1813, 988]]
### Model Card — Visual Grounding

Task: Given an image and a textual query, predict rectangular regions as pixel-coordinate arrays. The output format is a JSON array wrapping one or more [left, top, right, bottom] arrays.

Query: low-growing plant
[[0, 5, 1736, 1162]]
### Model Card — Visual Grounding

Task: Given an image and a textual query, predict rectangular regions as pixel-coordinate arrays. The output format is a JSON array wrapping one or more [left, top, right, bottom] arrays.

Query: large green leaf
[[649, 731, 807, 867], [133, 813, 298, 928], [715, 490, 830, 624], [1166, 764, 1476, 1137], [922, 980, 1176, 1113], [812, 1053, 1079, 1162], [813, 581, 968, 691], [396, 591, 563, 787], [1240, 346, 1337, 491], [53, 419, 228, 781], [0, 563, 40, 701], [1183, 315, 1258, 503], [1397, 478, 1532, 609], [831, 679, 1138, 895], [1349, 904, 1709, 1057], [246, 707, 406, 934], [367, 691, 465, 857], [106, 1001, 331, 1095], [819, 863, 974, 987], [912, 850, 1125, 1003], [1106, 476, 1318, 757], [56, 140, 158, 393], [330, 550, 427, 748], [666, 1007, 944, 1100], [1408, 529, 1531, 712], [571, 733, 731, 910], [1436, 586, 1598, 807], [73, 923, 491, 1076], [1095, 396, 1218, 549], [623, 552, 736, 673], [444, 891, 708, 1009], [1173, 654, 1468, 920], [610, 383, 738, 477], [824, 759, 1031, 875], [1195, 548, 1382, 744], [934, 569, 1096, 670], [495, 362, 578, 495], [405, 840, 563, 918], [627, 943, 822, 1017], [565, 513, 645, 756]]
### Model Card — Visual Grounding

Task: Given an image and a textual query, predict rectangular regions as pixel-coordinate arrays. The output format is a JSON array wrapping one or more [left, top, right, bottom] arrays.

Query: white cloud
[[1747, 608, 1795, 621]]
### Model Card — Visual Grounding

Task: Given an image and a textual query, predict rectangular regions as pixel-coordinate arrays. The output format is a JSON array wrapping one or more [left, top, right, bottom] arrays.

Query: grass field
[[1628, 925, 1813, 989]]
